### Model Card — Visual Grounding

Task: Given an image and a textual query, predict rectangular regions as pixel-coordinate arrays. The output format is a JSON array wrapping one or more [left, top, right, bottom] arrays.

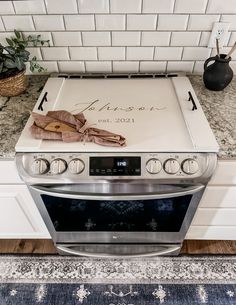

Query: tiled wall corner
[[0, 0, 236, 74]]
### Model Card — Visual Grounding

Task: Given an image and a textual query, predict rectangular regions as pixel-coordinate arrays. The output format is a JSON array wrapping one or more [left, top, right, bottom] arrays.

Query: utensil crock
[[203, 54, 233, 91]]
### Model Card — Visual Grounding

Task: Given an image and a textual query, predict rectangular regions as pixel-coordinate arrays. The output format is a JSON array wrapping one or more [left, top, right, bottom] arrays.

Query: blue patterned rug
[[1, 255, 236, 304]]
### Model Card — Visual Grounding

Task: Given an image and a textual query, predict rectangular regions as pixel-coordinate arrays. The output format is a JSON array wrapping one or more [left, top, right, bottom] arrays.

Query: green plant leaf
[[6, 38, 14, 47], [14, 30, 21, 40], [15, 56, 25, 70], [4, 47, 16, 55], [0, 62, 3, 73], [4, 58, 17, 69]]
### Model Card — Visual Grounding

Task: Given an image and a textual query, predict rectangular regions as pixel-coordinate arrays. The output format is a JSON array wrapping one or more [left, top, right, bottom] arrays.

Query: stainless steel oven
[[16, 151, 217, 257], [29, 182, 204, 257]]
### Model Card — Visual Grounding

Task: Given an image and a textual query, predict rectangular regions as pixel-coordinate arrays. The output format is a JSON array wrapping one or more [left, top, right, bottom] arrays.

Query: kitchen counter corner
[[188, 75, 236, 160]]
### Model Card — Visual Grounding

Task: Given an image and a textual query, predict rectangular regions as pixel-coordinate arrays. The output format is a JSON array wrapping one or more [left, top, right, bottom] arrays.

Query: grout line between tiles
[[43, 0, 48, 14], [173, 0, 177, 13]]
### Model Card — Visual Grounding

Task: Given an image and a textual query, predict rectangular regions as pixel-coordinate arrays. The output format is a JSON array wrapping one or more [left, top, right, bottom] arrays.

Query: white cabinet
[[0, 160, 50, 238], [186, 160, 236, 240]]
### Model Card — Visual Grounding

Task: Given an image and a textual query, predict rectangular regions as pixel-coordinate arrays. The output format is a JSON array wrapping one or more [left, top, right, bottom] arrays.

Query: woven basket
[[0, 70, 27, 97]]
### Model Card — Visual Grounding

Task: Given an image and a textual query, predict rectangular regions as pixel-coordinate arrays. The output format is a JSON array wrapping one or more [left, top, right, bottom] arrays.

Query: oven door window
[[41, 195, 192, 232]]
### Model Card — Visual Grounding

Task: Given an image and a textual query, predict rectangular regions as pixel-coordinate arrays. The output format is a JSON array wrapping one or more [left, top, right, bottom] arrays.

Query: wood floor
[[0, 239, 236, 254]]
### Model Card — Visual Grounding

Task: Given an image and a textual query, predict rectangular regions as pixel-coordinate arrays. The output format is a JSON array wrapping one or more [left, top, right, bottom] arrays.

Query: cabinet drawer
[[200, 186, 236, 208], [192, 208, 236, 226], [0, 160, 22, 184], [186, 226, 236, 240], [209, 160, 236, 185]]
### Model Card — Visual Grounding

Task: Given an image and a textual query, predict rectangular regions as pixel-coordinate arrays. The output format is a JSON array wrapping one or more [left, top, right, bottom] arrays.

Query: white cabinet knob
[[164, 159, 180, 174], [146, 158, 162, 174], [68, 159, 85, 174], [31, 158, 49, 175], [182, 159, 199, 175], [50, 159, 67, 175]]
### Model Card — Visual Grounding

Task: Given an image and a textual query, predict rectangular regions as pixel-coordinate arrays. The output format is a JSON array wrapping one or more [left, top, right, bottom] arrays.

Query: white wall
[[0, 0, 236, 74]]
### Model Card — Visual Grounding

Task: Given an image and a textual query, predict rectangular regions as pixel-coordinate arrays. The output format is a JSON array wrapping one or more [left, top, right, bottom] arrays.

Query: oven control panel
[[18, 152, 216, 182]]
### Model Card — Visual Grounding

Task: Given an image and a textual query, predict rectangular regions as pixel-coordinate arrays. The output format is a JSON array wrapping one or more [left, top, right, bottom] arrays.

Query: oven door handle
[[30, 184, 205, 200], [56, 244, 181, 258]]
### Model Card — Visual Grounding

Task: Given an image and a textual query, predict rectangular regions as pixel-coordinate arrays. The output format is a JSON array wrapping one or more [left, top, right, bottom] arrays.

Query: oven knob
[[182, 159, 199, 175], [68, 158, 85, 174], [50, 158, 67, 175], [31, 158, 49, 175], [164, 158, 180, 174], [146, 158, 162, 174]]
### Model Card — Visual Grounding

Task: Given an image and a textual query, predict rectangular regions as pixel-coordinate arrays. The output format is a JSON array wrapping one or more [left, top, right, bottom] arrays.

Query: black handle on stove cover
[[188, 91, 197, 111], [38, 92, 48, 111]]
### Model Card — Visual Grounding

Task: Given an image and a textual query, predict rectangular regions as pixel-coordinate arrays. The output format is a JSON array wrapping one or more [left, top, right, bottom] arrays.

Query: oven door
[[29, 183, 204, 245]]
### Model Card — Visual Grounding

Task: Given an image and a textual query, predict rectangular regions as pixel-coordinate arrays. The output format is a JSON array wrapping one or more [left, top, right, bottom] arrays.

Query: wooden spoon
[[225, 42, 236, 59], [216, 38, 220, 57]]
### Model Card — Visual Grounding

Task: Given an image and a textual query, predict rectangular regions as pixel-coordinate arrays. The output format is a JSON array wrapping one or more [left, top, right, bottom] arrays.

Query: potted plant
[[0, 30, 49, 97]]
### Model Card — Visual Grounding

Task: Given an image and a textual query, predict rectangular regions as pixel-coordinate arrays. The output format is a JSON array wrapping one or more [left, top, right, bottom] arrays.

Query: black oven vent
[[53, 73, 179, 79]]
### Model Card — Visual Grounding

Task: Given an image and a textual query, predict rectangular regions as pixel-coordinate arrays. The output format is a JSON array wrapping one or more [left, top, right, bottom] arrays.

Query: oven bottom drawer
[[56, 243, 181, 258]]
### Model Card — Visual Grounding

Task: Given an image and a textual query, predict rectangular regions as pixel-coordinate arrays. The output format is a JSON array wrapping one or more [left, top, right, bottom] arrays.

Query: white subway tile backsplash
[[69, 47, 97, 60], [171, 32, 201, 46], [34, 15, 65, 31], [112, 32, 140, 46], [58, 61, 85, 72], [96, 15, 125, 31], [38, 61, 59, 73], [207, 0, 236, 14], [78, 0, 109, 13], [182, 47, 211, 60], [167, 61, 194, 72], [188, 15, 220, 31], [158, 15, 188, 31], [0, 32, 14, 46], [141, 32, 170, 46], [0, 1, 235, 75], [113, 61, 139, 72], [193, 61, 204, 74], [26, 47, 42, 60], [41, 47, 69, 60], [127, 47, 154, 60], [0, 18, 4, 31], [143, 0, 174, 13], [154, 47, 183, 60], [199, 32, 211, 46], [140, 61, 166, 72], [98, 47, 125, 60], [82, 32, 111, 46], [127, 15, 157, 30], [45, 0, 78, 14], [110, 0, 141, 13], [52, 32, 82, 46], [174, 0, 208, 13], [64, 15, 94, 31], [13, 0, 46, 14], [85, 61, 112, 72], [0, 2, 15, 14], [2, 15, 35, 31], [221, 15, 236, 31], [229, 32, 236, 46]]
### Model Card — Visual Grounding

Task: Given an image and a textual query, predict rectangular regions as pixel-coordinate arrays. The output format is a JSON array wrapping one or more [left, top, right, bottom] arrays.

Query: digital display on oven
[[89, 157, 141, 176]]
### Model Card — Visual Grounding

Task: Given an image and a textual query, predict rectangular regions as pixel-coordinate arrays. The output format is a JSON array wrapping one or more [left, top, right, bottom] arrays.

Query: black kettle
[[203, 54, 233, 91]]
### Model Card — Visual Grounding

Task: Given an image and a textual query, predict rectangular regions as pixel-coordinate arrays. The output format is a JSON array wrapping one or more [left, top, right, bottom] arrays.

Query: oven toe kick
[[56, 243, 182, 258]]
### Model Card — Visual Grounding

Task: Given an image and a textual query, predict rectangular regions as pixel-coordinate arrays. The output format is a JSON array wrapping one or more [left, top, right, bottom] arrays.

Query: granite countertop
[[0, 75, 235, 160]]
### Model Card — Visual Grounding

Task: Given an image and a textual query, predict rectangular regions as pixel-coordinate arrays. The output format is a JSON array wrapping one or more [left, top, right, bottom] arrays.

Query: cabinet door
[[0, 185, 50, 238]]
